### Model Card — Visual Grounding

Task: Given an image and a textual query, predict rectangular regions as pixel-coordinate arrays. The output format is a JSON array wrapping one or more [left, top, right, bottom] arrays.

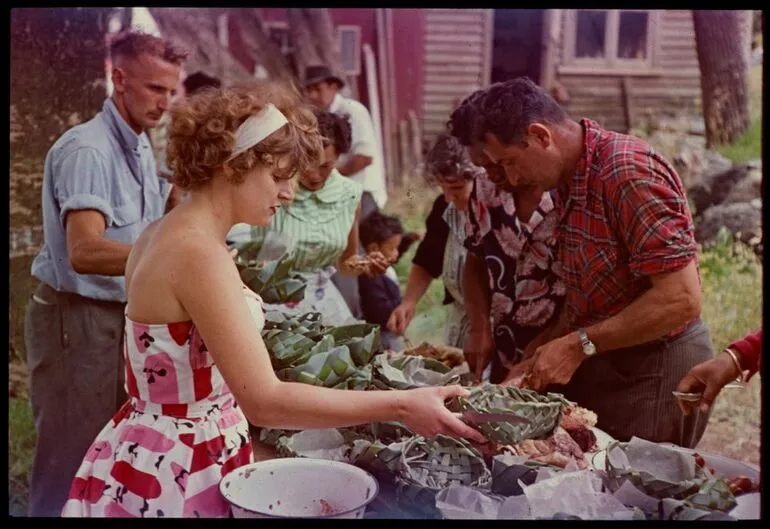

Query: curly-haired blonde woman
[[61, 85, 484, 518]]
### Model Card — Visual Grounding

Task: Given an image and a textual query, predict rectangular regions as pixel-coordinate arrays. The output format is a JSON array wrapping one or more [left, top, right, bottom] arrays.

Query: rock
[[648, 130, 683, 162], [722, 164, 762, 206], [675, 143, 729, 191], [689, 164, 752, 215], [694, 202, 762, 247], [688, 118, 706, 136]]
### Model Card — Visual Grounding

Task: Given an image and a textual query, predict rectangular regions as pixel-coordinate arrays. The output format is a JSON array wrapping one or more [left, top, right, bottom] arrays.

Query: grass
[[716, 63, 763, 164], [387, 183, 451, 344]]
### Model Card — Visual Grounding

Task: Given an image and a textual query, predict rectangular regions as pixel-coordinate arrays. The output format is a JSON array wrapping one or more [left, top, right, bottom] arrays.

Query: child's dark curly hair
[[359, 211, 404, 248], [314, 109, 352, 155]]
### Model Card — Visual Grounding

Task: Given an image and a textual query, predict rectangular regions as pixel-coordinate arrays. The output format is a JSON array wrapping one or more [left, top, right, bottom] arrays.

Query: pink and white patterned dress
[[61, 286, 263, 518]]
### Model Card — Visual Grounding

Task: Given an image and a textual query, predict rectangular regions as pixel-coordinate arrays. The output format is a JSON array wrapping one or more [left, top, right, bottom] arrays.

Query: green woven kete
[[263, 311, 324, 335], [448, 383, 570, 445], [262, 329, 317, 370], [376, 435, 492, 492], [277, 345, 360, 387], [235, 248, 307, 304]]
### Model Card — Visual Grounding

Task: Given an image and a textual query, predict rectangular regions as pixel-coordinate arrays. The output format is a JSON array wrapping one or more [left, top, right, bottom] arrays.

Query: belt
[[606, 318, 702, 356], [124, 394, 238, 422], [34, 281, 125, 307]]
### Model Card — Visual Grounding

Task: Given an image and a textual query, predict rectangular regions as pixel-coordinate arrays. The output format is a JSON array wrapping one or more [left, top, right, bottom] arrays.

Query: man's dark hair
[[314, 109, 352, 155], [424, 133, 481, 184], [360, 211, 404, 248], [183, 71, 221, 96], [447, 89, 484, 146], [473, 77, 569, 146]]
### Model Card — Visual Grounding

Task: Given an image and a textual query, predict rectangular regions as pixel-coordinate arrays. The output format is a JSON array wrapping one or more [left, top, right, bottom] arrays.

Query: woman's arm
[[170, 237, 484, 440], [336, 203, 363, 276]]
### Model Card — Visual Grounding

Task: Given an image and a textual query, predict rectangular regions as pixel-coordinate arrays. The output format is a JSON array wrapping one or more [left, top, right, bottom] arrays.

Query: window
[[264, 21, 294, 57], [337, 25, 361, 76], [563, 10, 660, 72]]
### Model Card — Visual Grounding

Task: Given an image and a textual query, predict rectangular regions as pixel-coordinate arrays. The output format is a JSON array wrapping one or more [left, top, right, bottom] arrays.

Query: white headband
[[227, 104, 289, 161]]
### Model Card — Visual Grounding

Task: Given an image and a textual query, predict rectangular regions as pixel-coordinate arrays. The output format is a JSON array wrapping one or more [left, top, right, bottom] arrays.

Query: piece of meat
[[563, 425, 597, 453], [533, 451, 575, 469], [511, 439, 545, 458], [550, 426, 585, 460], [318, 499, 335, 516], [562, 405, 598, 428]]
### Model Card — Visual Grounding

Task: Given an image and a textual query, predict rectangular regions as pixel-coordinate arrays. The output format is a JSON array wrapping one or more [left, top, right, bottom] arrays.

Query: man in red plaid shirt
[[467, 78, 713, 447]]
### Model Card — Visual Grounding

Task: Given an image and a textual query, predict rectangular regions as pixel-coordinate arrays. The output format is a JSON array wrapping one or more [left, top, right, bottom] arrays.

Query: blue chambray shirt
[[31, 98, 171, 302]]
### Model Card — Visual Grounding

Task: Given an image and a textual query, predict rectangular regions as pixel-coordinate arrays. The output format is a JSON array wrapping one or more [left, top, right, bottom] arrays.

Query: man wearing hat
[[304, 64, 388, 216]]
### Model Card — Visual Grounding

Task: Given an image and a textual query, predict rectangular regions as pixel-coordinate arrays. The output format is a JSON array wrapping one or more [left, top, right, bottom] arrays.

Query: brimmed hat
[[183, 71, 221, 96], [303, 65, 345, 89]]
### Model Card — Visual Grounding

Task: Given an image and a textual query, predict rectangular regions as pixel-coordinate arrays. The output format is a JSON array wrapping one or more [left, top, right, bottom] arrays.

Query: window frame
[[561, 9, 662, 74], [337, 24, 362, 76], [264, 20, 295, 57]]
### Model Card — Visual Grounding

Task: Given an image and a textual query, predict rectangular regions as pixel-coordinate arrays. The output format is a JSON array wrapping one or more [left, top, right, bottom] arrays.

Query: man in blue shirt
[[24, 30, 187, 516]]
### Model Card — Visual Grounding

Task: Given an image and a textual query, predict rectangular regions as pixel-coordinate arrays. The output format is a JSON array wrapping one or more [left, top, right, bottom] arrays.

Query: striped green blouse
[[243, 170, 363, 272]]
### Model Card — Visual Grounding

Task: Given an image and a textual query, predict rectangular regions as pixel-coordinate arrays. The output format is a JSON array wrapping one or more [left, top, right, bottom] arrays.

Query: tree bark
[[149, 7, 254, 85], [287, 9, 322, 82], [692, 10, 751, 148], [231, 9, 295, 81], [304, 8, 349, 87]]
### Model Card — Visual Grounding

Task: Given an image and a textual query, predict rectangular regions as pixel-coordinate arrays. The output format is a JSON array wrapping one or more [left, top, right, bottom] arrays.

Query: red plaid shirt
[[557, 119, 698, 337]]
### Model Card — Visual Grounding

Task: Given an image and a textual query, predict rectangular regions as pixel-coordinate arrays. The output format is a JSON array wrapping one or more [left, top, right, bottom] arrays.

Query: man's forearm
[[463, 254, 491, 330], [69, 237, 132, 276], [339, 154, 372, 177], [585, 279, 699, 353]]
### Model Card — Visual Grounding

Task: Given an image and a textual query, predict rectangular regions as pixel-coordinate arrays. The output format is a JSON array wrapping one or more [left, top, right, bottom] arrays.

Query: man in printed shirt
[[447, 92, 566, 385], [469, 77, 712, 447], [24, 30, 186, 515]]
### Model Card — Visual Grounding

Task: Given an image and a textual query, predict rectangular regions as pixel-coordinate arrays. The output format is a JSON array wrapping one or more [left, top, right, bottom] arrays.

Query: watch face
[[583, 342, 597, 356]]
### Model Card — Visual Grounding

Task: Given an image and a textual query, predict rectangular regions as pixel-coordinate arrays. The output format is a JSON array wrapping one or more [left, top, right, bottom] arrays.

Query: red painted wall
[[391, 9, 425, 122]]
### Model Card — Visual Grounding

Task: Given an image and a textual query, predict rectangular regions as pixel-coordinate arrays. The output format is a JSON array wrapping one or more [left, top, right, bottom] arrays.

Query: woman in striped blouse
[[229, 109, 389, 326]]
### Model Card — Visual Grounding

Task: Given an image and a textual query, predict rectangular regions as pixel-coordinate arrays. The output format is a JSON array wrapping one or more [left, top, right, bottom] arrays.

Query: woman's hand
[[399, 385, 488, 443], [388, 300, 417, 335], [675, 351, 742, 415]]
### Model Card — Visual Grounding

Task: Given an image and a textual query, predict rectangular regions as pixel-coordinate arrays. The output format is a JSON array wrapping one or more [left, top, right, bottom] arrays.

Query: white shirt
[[328, 93, 388, 209]]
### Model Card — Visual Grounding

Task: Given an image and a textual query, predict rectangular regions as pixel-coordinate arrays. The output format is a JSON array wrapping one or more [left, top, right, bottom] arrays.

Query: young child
[[358, 212, 418, 351]]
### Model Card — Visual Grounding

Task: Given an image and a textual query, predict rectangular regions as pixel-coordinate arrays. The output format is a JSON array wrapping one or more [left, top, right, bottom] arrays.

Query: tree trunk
[[692, 10, 751, 148], [287, 9, 322, 82], [304, 9, 350, 87], [149, 7, 254, 85], [231, 9, 295, 82]]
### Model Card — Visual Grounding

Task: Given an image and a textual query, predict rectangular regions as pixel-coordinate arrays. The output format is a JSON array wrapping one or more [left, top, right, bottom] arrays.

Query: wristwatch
[[578, 328, 597, 356]]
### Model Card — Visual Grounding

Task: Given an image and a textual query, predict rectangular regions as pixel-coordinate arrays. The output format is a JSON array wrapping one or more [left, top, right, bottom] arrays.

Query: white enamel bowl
[[220, 458, 379, 519]]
